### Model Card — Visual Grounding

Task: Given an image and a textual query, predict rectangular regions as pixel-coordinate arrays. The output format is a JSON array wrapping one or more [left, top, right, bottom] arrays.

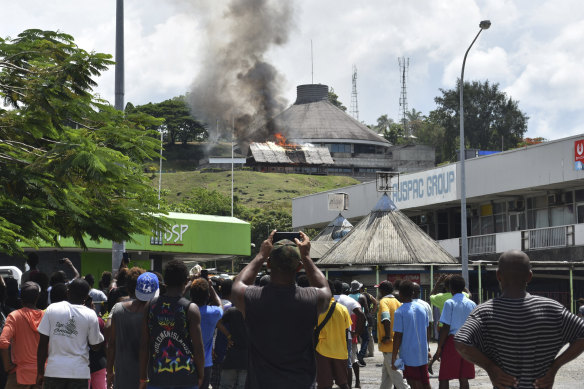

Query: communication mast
[[398, 57, 409, 136], [350, 65, 359, 121]]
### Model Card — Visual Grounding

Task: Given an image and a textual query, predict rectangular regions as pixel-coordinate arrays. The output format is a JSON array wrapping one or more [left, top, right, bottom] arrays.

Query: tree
[[328, 88, 347, 111], [127, 96, 207, 145], [0, 29, 164, 253], [430, 80, 528, 160], [170, 187, 236, 216]]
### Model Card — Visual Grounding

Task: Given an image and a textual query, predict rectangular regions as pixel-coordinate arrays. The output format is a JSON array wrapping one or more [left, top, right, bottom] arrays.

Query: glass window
[[480, 216, 493, 234], [578, 205, 584, 224], [495, 214, 506, 232], [575, 189, 584, 203]]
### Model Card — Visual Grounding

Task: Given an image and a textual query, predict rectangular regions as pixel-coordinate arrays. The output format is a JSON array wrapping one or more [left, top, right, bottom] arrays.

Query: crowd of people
[[0, 234, 583, 389]]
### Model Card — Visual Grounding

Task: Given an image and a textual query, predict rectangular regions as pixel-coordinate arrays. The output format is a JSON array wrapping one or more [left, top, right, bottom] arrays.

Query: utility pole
[[112, 0, 125, 274]]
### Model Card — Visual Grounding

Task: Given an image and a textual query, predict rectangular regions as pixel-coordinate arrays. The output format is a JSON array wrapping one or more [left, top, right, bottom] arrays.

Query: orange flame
[[273, 132, 297, 147]]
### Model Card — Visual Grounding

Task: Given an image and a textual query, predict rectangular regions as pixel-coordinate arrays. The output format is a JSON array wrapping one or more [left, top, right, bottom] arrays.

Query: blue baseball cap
[[135, 272, 160, 301]]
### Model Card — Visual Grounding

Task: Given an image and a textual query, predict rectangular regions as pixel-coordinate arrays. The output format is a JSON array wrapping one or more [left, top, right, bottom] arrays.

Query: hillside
[[153, 170, 360, 211]]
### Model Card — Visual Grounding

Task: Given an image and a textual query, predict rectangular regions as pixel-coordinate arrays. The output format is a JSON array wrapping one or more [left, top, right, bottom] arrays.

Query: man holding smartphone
[[232, 230, 331, 389]]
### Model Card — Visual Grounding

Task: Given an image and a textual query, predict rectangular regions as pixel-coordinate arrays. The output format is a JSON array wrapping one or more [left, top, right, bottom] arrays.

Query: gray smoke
[[184, 0, 294, 144]]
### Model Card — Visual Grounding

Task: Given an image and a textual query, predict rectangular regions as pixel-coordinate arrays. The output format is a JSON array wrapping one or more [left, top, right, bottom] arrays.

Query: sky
[[3, 0, 584, 141]]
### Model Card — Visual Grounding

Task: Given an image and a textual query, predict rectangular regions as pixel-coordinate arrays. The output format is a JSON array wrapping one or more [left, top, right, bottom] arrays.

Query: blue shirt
[[393, 302, 429, 367], [200, 305, 223, 367], [439, 293, 476, 335]]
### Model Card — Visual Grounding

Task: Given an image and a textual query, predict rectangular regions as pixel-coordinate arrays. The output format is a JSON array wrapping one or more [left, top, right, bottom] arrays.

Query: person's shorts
[[316, 352, 348, 388], [439, 335, 475, 380], [404, 364, 430, 385]]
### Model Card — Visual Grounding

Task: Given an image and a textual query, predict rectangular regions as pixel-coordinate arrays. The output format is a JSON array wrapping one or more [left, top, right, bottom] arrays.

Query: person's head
[[497, 250, 532, 293], [341, 282, 350, 295], [259, 274, 271, 287], [116, 268, 129, 287], [67, 278, 90, 304], [126, 267, 146, 299], [153, 271, 166, 295], [412, 282, 421, 299], [399, 280, 414, 300], [333, 279, 344, 295], [21, 281, 41, 306], [29, 271, 49, 291], [268, 240, 301, 279], [377, 280, 394, 297], [190, 278, 210, 306], [220, 278, 233, 298], [189, 264, 202, 279], [449, 274, 466, 294], [350, 280, 363, 294], [296, 274, 309, 287], [50, 283, 68, 304], [164, 260, 189, 290], [135, 272, 160, 302], [84, 274, 95, 288], [49, 270, 67, 286], [393, 279, 402, 291], [99, 271, 112, 290], [443, 275, 452, 293], [577, 298, 584, 309], [27, 252, 39, 269]]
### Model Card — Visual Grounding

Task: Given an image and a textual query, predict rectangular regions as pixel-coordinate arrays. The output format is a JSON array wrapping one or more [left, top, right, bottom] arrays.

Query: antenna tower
[[398, 57, 409, 136], [350, 65, 359, 121]]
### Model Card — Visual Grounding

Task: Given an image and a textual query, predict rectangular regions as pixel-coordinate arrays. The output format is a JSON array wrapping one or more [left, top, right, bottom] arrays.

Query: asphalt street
[[353, 342, 583, 389]]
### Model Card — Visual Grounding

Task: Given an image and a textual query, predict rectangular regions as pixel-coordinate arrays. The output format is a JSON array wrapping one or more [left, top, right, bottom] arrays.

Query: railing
[[522, 225, 574, 250], [468, 233, 496, 255]]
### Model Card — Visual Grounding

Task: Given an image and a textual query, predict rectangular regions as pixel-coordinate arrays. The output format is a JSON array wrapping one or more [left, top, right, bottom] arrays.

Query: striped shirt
[[454, 293, 584, 389]]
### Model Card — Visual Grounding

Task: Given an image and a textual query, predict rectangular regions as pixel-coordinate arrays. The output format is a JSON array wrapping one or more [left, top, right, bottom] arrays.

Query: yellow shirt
[[316, 298, 352, 359], [377, 295, 402, 353]]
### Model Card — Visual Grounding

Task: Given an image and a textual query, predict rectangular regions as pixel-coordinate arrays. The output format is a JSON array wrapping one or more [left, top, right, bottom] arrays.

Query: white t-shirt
[[413, 298, 434, 323], [334, 294, 361, 313], [37, 301, 104, 379]]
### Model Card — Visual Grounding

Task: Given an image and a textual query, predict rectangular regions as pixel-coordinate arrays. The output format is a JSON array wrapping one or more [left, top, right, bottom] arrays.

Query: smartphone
[[200, 269, 209, 280], [273, 231, 301, 243], [58, 258, 66, 264]]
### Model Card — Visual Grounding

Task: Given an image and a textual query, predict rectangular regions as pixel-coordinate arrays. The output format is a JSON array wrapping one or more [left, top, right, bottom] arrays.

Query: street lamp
[[460, 20, 491, 287]]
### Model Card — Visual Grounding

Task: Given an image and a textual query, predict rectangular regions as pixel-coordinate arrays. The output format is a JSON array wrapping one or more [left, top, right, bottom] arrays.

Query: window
[[354, 144, 376, 154], [328, 143, 351, 153]]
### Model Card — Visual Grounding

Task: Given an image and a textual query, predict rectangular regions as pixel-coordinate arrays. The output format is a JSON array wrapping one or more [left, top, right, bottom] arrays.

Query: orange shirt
[[0, 308, 44, 385]]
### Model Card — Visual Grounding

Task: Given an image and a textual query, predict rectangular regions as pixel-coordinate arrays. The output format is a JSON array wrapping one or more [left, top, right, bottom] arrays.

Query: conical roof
[[317, 193, 458, 266], [310, 213, 353, 259], [250, 84, 390, 146]]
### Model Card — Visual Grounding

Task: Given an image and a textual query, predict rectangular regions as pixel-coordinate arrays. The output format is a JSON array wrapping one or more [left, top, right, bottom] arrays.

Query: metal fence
[[468, 233, 496, 255], [522, 225, 574, 250]]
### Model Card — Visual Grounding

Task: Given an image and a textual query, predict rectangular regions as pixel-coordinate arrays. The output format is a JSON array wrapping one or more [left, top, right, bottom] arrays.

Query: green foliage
[[430, 79, 528, 161], [169, 187, 236, 216], [0, 29, 164, 253], [127, 96, 207, 145], [328, 88, 347, 111]]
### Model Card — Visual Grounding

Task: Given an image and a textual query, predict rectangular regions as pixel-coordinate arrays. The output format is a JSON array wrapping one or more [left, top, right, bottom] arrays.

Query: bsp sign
[[150, 224, 189, 246], [390, 165, 457, 208]]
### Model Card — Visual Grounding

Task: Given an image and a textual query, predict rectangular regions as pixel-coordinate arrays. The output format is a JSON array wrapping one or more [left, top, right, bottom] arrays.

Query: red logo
[[576, 140, 584, 162]]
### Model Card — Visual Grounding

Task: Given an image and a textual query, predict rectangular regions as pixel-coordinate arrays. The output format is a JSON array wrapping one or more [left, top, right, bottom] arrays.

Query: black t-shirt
[[221, 307, 248, 370], [244, 283, 319, 389]]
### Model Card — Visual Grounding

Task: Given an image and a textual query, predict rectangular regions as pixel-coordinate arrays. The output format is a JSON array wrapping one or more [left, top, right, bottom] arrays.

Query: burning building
[[247, 84, 435, 179], [246, 135, 334, 174]]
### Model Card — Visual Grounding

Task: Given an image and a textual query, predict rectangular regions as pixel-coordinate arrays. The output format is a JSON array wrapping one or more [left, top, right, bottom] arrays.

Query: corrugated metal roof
[[310, 213, 353, 259], [317, 193, 458, 266], [248, 142, 334, 165]]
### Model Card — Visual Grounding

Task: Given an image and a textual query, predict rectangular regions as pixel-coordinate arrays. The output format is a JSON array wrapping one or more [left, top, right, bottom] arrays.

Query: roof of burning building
[[317, 193, 458, 266], [248, 142, 334, 165], [250, 84, 390, 146]]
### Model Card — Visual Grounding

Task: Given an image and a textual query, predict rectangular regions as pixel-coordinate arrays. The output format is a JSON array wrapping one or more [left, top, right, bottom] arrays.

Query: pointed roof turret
[[310, 213, 353, 259], [317, 193, 457, 266]]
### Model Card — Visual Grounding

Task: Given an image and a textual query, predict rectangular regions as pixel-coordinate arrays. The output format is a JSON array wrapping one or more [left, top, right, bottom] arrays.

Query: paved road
[[354, 342, 583, 389]]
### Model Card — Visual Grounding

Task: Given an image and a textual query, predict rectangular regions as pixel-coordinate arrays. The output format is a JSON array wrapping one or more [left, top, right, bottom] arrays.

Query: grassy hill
[[153, 170, 360, 211]]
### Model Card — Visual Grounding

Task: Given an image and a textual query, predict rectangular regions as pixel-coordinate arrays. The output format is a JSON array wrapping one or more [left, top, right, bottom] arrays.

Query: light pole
[[460, 20, 491, 287]]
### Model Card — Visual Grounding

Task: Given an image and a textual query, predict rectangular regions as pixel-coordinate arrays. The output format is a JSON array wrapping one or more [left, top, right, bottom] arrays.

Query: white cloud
[[2, 0, 584, 140]]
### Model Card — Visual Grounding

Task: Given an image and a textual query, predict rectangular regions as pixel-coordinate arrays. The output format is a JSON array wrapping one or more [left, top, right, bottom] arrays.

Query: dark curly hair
[[164, 260, 188, 288]]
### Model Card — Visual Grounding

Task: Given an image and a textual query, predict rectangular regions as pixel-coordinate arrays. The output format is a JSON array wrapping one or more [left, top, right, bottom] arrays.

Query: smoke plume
[[184, 0, 294, 144]]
